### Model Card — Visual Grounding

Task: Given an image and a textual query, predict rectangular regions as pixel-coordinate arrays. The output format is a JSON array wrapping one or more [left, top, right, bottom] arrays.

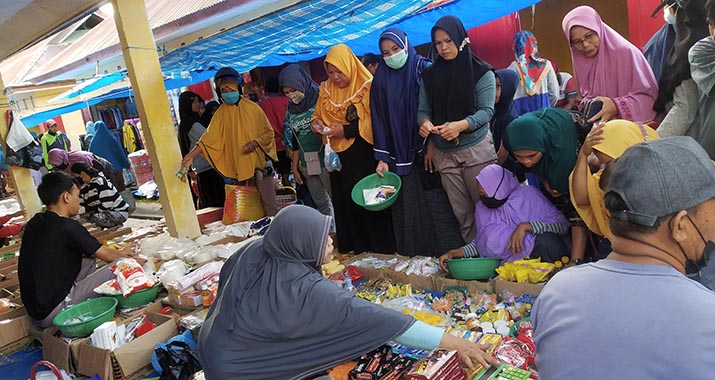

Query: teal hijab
[[503, 108, 577, 193]]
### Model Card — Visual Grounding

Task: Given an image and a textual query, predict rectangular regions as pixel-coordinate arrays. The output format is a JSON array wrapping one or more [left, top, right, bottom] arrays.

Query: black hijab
[[198, 205, 415, 380], [201, 100, 220, 128], [178, 91, 203, 156], [654, 0, 710, 112], [421, 15, 493, 125]]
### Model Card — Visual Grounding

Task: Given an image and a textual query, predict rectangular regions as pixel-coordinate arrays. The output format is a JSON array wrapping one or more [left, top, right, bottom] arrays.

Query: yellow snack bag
[[515, 267, 530, 283]]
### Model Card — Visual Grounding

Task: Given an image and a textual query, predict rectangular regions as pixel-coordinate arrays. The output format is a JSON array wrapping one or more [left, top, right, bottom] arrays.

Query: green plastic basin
[[351, 172, 402, 211], [110, 284, 161, 309], [445, 257, 500, 280], [52, 297, 118, 337]]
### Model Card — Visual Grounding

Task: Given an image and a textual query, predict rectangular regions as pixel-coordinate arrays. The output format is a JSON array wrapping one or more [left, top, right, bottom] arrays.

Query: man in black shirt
[[19, 172, 140, 328]]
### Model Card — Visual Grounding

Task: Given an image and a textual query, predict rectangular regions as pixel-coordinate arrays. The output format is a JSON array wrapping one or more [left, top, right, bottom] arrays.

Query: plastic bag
[[324, 139, 342, 172], [152, 331, 202, 379], [112, 258, 157, 296]]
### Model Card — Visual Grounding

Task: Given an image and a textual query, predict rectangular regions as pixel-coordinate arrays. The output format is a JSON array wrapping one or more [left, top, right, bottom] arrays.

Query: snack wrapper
[[496, 258, 555, 283], [362, 185, 396, 205]]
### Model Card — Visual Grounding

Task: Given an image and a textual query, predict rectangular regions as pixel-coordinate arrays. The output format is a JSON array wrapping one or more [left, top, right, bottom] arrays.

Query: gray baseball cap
[[605, 136, 715, 226]]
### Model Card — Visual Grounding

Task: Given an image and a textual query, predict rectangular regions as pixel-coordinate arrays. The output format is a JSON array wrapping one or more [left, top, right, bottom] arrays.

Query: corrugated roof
[[25, 0, 229, 83]]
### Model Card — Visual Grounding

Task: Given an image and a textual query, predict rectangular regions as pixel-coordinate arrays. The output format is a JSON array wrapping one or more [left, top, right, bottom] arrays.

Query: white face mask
[[286, 91, 305, 104], [664, 5, 676, 25], [384, 48, 408, 70]]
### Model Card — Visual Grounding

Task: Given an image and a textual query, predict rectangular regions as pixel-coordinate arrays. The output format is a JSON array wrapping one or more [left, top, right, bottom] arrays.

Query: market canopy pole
[[110, 0, 200, 238], [0, 76, 42, 216]]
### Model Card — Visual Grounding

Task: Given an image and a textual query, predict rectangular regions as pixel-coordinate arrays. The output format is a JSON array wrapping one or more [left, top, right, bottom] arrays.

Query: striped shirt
[[79, 174, 129, 214]]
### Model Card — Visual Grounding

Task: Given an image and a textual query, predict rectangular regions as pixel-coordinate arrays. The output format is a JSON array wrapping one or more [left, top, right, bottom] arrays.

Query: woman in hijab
[[570, 120, 659, 240], [563, 6, 659, 123], [418, 15, 498, 243], [201, 100, 220, 127], [182, 67, 278, 216], [509, 31, 560, 115], [371, 27, 462, 257], [178, 91, 225, 209], [503, 107, 588, 265], [493, 69, 526, 182], [311, 44, 395, 254], [686, 4, 715, 159], [82, 121, 96, 151], [278, 64, 335, 233], [88, 121, 131, 192], [198, 205, 497, 380], [656, 0, 710, 137], [439, 165, 569, 269]]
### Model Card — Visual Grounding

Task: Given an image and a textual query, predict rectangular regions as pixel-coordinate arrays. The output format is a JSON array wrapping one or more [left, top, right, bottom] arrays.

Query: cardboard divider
[[436, 276, 495, 294], [78, 311, 178, 380], [493, 279, 545, 296]]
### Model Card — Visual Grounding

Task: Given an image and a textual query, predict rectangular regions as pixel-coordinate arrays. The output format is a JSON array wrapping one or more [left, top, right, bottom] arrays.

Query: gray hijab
[[198, 205, 415, 380], [689, 37, 715, 159]]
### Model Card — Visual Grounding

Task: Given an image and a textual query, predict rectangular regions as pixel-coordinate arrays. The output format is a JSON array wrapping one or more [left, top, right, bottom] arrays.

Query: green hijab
[[503, 108, 577, 193]]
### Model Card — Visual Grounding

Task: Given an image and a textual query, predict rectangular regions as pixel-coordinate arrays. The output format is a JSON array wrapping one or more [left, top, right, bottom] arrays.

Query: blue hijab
[[85, 121, 96, 138], [89, 121, 131, 170], [370, 27, 430, 176]]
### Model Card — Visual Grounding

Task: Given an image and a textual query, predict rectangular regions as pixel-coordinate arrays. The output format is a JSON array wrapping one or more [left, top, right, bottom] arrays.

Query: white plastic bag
[[324, 139, 342, 172]]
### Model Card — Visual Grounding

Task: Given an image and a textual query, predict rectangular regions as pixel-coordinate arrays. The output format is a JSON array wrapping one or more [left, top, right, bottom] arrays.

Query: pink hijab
[[47, 149, 94, 173], [562, 6, 658, 122]]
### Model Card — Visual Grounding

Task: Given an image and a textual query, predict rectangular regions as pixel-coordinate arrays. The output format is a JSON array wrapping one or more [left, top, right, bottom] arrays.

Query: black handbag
[[154, 340, 202, 380]]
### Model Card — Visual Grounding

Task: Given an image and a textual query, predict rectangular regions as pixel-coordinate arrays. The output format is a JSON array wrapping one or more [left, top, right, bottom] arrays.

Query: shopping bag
[[324, 139, 342, 172], [222, 184, 265, 224]]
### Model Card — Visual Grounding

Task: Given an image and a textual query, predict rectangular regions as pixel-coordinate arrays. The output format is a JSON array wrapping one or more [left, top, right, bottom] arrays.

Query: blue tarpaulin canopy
[[160, 0, 540, 74], [20, 69, 216, 127], [48, 70, 128, 103]]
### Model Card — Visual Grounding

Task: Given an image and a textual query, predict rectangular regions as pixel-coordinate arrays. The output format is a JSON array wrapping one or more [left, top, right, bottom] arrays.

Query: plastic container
[[110, 284, 161, 309], [351, 172, 402, 211], [52, 297, 118, 337], [445, 257, 500, 280]]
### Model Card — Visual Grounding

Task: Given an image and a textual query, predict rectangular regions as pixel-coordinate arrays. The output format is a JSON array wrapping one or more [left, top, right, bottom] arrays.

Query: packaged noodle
[[112, 258, 156, 296]]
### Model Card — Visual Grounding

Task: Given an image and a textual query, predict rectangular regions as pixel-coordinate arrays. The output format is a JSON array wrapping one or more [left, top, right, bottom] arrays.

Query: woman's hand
[[435, 121, 466, 142], [439, 248, 465, 272], [542, 180, 562, 198], [292, 166, 303, 185], [496, 143, 508, 166], [419, 120, 435, 138], [506, 222, 532, 255], [243, 140, 259, 153], [325, 123, 345, 139], [588, 96, 618, 123], [312, 119, 327, 134], [376, 161, 389, 177], [579, 122, 606, 158], [440, 332, 500, 371], [424, 139, 436, 173], [181, 155, 193, 169]]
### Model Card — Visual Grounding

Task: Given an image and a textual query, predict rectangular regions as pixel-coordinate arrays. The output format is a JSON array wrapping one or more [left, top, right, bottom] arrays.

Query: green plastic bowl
[[110, 284, 161, 309], [351, 172, 402, 211], [445, 258, 500, 280], [52, 297, 118, 337]]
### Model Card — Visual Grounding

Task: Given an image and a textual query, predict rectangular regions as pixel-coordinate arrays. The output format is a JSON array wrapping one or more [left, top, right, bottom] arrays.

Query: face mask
[[48, 130, 57, 136], [222, 91, 240, 105], [480, 168, 509, 209], [286, 91, 305, 104], [663, 6, 676, 25], [681, 216, 715, 282], [384, 48, 408, 70]]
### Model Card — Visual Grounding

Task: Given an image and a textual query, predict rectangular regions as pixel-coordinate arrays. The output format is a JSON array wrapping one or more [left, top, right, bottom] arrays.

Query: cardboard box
[[42, 327, 87, 373], [0, 315, 30, 347], [436, 276, 495, 294], [494, 278, 546, 296], [382, 269, 439, 291], [78, 312, 178, 380], [344, 253, 407, 281]]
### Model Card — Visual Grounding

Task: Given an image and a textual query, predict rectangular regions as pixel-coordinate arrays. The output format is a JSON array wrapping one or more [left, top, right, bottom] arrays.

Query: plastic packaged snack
[[112, 258, 157, 296]]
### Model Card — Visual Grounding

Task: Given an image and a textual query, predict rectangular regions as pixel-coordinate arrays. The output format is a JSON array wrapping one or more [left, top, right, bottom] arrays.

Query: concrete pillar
[[111, 0, 200, 238], [0, 76, 42, 215]]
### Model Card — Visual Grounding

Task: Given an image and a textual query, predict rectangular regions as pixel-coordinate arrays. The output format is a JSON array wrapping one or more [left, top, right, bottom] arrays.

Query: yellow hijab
[[569, 120, 659, 239], [198, 97, 277, 182], [312, 44, 374, 153]]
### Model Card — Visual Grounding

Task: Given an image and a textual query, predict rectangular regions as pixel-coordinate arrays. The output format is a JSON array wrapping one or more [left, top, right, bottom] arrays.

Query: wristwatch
[[573, 258, 584, 265]]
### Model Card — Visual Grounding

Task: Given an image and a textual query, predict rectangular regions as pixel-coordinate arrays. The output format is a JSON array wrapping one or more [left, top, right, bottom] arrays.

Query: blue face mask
[[222, 91, 240, 105], [384, 48, 408, 70]]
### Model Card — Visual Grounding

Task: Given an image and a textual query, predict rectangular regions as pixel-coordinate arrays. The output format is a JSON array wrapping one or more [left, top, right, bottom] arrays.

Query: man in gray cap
[[532, 136, 715, 379]]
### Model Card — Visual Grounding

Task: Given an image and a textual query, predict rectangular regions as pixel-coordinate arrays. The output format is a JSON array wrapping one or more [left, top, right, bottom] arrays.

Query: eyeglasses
[[570, 32, 596, 47]]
